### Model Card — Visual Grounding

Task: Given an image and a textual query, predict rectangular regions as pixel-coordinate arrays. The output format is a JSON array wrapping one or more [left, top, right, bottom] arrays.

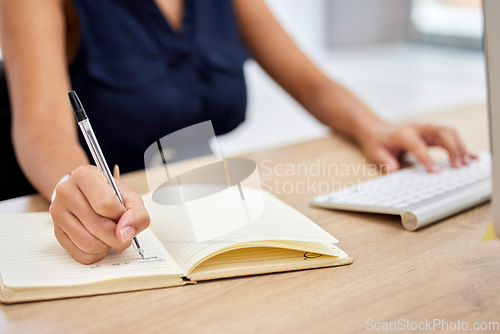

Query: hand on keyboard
[[357, 122, 477, 173], [311, 152, 491, 231]]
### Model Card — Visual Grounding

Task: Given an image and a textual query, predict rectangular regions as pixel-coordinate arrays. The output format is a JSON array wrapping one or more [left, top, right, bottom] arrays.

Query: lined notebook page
[[0, 213, 183, 288], [145, 189, 338, 273]]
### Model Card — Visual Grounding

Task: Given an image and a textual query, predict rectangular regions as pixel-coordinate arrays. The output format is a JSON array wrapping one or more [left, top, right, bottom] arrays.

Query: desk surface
[[1, 103, 499, 334]]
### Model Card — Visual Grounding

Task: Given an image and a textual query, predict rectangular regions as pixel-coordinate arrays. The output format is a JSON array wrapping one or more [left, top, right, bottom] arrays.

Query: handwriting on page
[[89, 256, 167, 270]]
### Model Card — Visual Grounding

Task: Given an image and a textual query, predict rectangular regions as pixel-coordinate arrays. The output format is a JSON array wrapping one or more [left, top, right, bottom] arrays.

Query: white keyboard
[[311, 152, 492, 231]]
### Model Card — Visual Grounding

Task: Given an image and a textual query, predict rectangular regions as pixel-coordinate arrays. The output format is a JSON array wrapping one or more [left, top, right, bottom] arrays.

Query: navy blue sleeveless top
[[69, 0, 249, 173]]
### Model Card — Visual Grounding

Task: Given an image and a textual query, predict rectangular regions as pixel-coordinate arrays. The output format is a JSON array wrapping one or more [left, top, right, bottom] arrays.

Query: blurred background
[[218, 0, 485, 156]]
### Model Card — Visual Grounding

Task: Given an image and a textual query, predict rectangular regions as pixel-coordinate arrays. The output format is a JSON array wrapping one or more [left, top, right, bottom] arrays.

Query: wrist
[[353, 115, 389, 147]]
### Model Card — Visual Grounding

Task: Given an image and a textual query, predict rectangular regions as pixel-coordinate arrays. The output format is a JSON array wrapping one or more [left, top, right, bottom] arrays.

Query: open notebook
[[0, 189, 351, 303]]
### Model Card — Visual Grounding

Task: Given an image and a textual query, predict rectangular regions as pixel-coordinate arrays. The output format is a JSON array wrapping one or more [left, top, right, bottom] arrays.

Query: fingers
[[418, 125, 475, 167], [61, 186, 132, 251], [432, 127, 462, 167], [54, 225, 108, 265], [52, 209, 109, 255], [359, 122, 476, 174], [114, 180, 151, 242], [367, 147, 400, 173], [50, 165, 137, 264], [397, 129, 439, 172], [449, 128, 477, 164], [71, 166, 126, 220]]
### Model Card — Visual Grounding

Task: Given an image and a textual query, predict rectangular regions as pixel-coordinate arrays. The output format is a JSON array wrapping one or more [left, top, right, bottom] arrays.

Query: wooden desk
[[1, 103, 499, 333]]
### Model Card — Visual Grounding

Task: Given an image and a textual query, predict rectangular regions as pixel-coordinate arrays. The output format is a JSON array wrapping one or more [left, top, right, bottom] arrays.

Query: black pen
[[68, 90, 145, 259]]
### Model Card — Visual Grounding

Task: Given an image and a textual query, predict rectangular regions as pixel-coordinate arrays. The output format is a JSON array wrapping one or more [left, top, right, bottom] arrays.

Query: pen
[[68, 90, 145, 259]]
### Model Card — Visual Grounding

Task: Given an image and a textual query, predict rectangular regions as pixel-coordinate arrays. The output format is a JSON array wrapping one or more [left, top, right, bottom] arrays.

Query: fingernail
[[464, 155, 470, 164], [454, 158, 461, 167], [120, 226, 135, 242]]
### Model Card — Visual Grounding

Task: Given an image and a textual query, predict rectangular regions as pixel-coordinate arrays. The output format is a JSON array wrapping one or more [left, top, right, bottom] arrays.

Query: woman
[[0, 0, 474, 264]]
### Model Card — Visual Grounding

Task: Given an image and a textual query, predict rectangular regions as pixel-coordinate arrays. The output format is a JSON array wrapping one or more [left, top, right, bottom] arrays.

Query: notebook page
[[189, 245, 348, 279], [145, 188, 338, 273], [0, 213, 183, 288]]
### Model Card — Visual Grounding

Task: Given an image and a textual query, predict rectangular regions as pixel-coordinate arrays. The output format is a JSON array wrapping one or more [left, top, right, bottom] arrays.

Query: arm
[[232, 0, 473, 172], [0, 0, 149, 264], [0, 0, 87, 198]]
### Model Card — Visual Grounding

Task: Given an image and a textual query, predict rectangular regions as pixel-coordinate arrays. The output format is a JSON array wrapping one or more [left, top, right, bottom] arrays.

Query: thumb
[[367, 147, 400, 173]]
